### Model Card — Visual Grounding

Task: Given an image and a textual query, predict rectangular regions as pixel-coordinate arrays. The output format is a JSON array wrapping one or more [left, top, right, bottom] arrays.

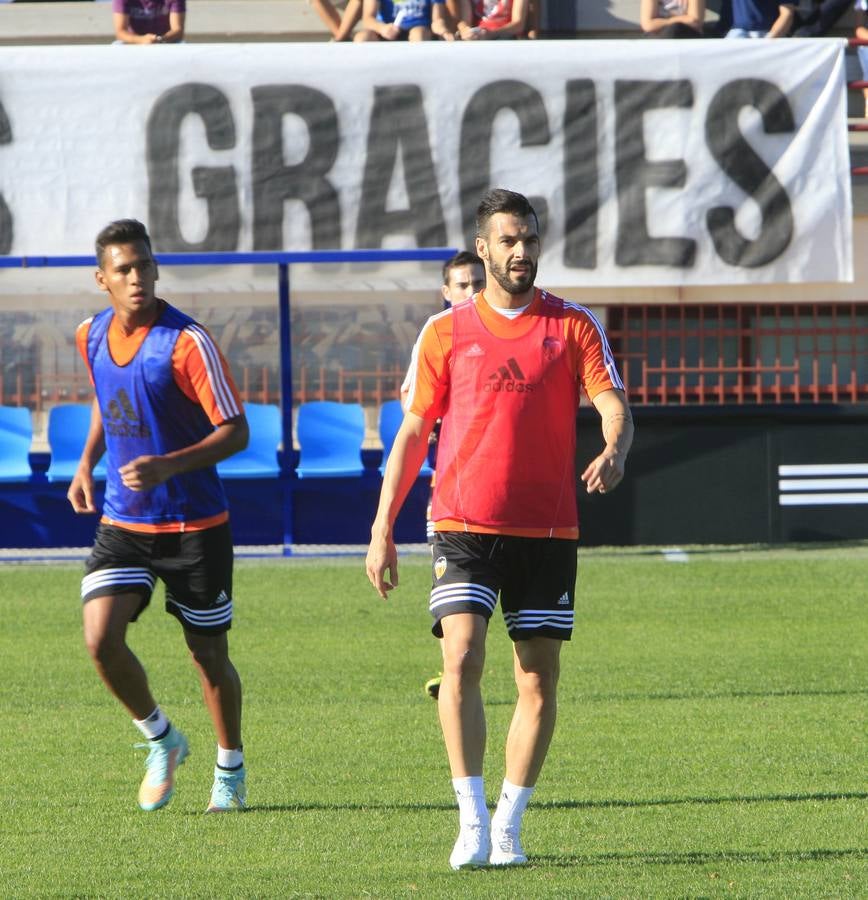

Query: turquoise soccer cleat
[[137, 725, 189, 811], [206, 766, 248, 812]]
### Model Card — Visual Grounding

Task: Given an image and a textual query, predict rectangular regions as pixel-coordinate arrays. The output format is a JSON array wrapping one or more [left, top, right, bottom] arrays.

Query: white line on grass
[[662, 548, 690, 562]]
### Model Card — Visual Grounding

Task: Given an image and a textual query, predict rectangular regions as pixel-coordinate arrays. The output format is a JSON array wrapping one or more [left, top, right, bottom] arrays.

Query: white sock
[[133, 706, 169, 741], [452, 776, 489, 827], [216, 744, 244, 770], [492, 779, 535, 831]]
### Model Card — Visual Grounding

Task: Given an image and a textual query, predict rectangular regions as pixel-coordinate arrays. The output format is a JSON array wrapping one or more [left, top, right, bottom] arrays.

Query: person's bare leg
[[489, 636, 562, 865], [82, 593, 155, 719], [309, 0, 341, 35], [309, 0, 361, 40], [184, 630, 242, 749], [437, 613, 487, 776], [504, 636, 561, 786], [439, 612, 491, 868], [333, 0, 361, 40]]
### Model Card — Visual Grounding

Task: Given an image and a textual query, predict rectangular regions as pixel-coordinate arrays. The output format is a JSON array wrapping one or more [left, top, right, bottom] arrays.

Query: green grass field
[[1, 544, 866, 898]]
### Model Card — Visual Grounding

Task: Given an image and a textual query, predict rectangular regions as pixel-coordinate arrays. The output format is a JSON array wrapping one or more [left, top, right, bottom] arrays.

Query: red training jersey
[[404, 289, 624, 539]]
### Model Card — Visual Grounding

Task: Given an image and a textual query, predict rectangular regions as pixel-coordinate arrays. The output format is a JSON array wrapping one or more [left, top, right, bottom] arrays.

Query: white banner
[[0, 40, 853, 289]]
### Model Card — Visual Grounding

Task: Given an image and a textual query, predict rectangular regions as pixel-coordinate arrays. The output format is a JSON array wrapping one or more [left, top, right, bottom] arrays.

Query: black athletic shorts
[[81, 521, 234, 635], [429, 532, 578, 641]]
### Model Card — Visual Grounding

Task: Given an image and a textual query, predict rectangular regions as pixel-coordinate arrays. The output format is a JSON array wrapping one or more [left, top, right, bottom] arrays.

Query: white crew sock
[[492, 779, 535, 831], [133, 706, 169, 741], [452, 776, 489, 827], [216, 745, 244, 770]]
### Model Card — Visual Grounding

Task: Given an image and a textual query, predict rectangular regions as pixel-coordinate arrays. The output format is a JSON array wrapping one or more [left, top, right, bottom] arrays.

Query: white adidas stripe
[[503, 614, 574, 631], [430, 582, 497, 613], [169, 598, 233, 625], [777, 462, 868, 506], [780, 493, 868, 506], [81, 567, 155, 598], [185, 324, 241, 421], [564, 301, 625, 391], [503, 610, 574, 624], [402, 307, 454, 413], [779, 464, 868, 476], [779, 478, 868, 491]]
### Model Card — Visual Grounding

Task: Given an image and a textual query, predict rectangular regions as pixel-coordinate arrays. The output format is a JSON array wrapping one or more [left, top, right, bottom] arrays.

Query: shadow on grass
[[567, 687, 868, 704], [588, 540, 868, 558], [484, 688, 868, 708], [538, 790, 868, 810], [534, 847, 867, 867], [228, 790, 866, 816]]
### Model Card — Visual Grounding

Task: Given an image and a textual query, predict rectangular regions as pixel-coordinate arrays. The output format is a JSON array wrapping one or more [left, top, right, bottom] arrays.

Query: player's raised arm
[[366, 411, 435, 599]]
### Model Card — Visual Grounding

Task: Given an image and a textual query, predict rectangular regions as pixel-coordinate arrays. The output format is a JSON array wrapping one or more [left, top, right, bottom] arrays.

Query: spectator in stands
[[356, 0, 454, 40], [523, 0, 540, 38], [789, 0, 851, 35], [113, 0, 185, 44], [309, 0, 362, 41], [641, 0, 706, 37], [454, 0, 533, 39], [856, 1, 868, 117], [723, 0, 795, 36]]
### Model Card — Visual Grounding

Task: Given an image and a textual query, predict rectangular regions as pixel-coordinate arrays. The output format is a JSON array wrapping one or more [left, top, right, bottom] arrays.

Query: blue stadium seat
[[217, 402, 281, 479], [378, 399, 433, 477], [0, 405, 33, 482], [296, 401, 365, 478], [46, 404, 107, 483]]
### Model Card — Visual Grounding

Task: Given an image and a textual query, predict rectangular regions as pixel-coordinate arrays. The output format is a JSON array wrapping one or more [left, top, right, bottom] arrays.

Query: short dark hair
[[95, 219, 153, 267], [442, 251, 483, 285], [476, 188, 538, 238]]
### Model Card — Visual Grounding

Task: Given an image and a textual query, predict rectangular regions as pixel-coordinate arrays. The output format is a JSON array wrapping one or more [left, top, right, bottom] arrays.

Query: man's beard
[[487, 256, 537, 295]]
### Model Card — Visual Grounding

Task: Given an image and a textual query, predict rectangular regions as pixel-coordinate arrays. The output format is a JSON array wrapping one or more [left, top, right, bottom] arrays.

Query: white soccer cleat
[[489, 825, 528, 866], [449, 823, 491, 870]]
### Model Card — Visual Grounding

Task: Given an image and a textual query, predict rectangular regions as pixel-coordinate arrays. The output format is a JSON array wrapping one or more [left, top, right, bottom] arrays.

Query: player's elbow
[[233, 417, 250, 453], [221, 416, 249, 454]]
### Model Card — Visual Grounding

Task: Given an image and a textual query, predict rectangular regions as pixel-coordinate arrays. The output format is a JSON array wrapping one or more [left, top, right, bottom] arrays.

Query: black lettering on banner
[[563, 80, 598, 269], [356, 85, 447, 248], [705, 79, 794, 268], [146, 84, 240, 251], [251, 85, 341, 250], [0, 99, 12, 254], [615, 80, 695, 267], [459, 81, 550, 249]]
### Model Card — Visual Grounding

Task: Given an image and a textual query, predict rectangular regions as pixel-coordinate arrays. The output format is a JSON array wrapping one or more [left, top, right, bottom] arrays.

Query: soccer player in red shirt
[[367, 189, 633, 869]]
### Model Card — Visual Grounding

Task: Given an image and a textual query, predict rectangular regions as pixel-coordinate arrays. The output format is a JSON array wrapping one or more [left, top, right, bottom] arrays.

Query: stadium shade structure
[[0, 249, 458, 552]]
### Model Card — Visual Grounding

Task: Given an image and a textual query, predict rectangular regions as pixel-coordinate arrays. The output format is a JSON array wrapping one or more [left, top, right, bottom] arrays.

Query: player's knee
[[187, 639, 227, 678], [442, 644, 485, 682], [83, 626, 125, 666], [516, 662, 560, 701]]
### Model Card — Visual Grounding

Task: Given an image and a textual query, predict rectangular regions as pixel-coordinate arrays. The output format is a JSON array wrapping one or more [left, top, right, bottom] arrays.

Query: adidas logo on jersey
[[484, 357, 535, 393], [557, 592, 570, 606], [103, 388, 151, 438]]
